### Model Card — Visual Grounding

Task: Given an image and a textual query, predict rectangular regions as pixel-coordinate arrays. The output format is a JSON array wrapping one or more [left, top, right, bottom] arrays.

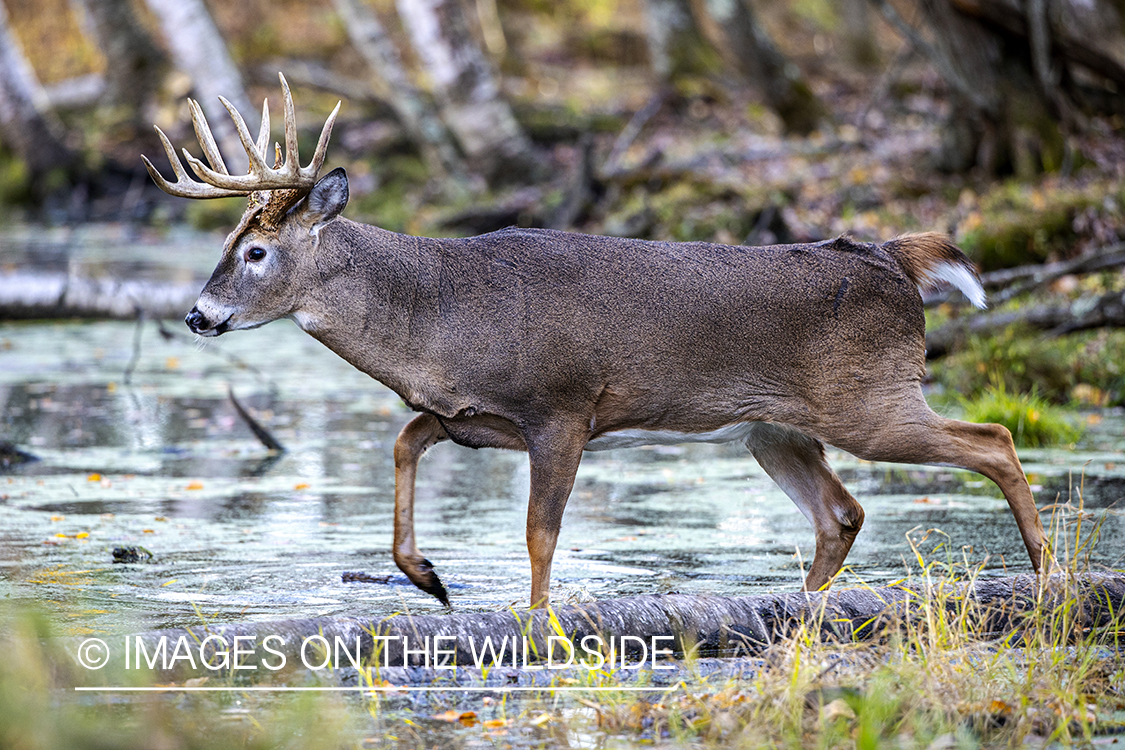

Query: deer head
[[144, 73, 347, 336]]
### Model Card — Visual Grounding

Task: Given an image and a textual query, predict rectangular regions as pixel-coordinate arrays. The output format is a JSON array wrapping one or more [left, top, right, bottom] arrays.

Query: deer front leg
[[393, 413, 450, 605], [525, 424, 588, 609]]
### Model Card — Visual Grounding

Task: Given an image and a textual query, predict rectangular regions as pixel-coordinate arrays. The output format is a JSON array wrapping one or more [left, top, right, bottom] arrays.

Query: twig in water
[[228, 385, 285, 453], [123, 308, 145, 385]]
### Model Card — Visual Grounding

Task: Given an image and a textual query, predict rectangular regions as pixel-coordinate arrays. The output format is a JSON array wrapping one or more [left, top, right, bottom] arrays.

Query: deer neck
[[291, 217, 443, 402]]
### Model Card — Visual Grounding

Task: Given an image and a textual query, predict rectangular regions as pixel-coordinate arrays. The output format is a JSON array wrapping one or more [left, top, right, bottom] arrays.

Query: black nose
[[185, 308, 209, 333]]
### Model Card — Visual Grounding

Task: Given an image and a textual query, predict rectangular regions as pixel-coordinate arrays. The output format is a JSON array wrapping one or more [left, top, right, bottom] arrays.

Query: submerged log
[[104, 574, 1125, 683]]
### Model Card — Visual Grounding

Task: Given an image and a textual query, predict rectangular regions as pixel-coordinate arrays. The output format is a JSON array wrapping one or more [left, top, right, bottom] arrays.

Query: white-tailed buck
[[146, 75, 1054, 607]]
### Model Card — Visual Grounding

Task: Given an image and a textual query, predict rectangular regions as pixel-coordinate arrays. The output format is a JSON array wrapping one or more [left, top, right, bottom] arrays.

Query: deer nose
[[185, 307, 209, 333]]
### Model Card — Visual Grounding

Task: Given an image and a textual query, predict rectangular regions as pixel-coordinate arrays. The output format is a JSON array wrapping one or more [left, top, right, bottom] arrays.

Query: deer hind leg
[[745, 422, 865, 591], [819, 390, 1054, 575], [392, 413, 450, 605]]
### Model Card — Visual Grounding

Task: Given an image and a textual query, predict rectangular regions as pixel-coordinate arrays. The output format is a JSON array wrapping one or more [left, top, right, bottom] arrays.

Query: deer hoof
[[402, 556, 450, 606]]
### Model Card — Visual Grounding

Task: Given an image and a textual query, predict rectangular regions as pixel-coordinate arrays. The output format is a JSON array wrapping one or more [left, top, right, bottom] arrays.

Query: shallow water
[[1, 226, 1123, 638]]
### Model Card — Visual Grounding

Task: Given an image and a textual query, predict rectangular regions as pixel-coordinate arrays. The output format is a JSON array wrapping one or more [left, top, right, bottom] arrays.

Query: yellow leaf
[[294, 483, 310, 490], [76, 532, 89, 539], [989, 700, 1013, 715], [530, 713, 553, 726], [161, 579, 178, 587], [87, 473, 101, 482], [186, 481, 204, 490], [50, 515, 64, 522]]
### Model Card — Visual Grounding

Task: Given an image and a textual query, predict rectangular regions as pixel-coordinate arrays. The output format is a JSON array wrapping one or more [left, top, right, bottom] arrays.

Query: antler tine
[[142, 125, 244, 199], [255, 98, 271, 158], [144, 74, 339, 196], [188, 99, 229, 175], [184, 96, 272, 189], [307, 100, 341, 177], [279, 73, 300, 178]]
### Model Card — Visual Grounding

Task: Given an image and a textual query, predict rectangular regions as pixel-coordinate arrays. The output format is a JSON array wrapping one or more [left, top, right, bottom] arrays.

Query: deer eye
[[246, 247, 267, 262]]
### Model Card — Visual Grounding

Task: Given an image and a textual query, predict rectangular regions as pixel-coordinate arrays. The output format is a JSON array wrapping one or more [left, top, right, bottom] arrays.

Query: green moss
[[349, 155, 430, 233], [960, 384, 1081, 448], [957, 181, 1107, 271], [646, 182, 761, 243], [931, 327, 1125, 407], [0, 151, 31, 208]]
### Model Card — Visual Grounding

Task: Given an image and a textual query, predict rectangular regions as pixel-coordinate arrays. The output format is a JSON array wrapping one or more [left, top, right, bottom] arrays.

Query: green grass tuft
[[961, 384, 1082, 448]]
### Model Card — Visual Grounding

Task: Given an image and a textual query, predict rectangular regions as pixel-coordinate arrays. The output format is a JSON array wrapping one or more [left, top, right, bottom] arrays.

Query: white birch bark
[[332, 0, 462, 177], [143, 0, 253, 173], [395, 0, 539, 183]]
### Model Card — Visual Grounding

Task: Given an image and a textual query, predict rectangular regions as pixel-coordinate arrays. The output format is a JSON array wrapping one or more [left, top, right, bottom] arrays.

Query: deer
[[144, 75, 1055, 609]]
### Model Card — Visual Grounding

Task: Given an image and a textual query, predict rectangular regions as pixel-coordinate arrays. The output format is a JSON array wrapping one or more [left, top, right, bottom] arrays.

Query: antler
[[142, 72, 341, 199]]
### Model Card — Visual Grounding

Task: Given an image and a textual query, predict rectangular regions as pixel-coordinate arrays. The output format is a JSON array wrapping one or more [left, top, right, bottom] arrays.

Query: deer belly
[[584, 422, 757, 451]]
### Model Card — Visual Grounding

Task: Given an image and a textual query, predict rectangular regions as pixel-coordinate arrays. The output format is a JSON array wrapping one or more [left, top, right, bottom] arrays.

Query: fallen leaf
[[87, 473, 101, 482], [186, 481, 204, 490]]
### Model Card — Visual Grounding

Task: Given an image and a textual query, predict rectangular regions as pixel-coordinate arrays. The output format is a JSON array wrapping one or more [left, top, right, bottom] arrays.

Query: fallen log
[[926, 289, 1125, 358], [88, 574, 1124, 684], [0, 269, 198, 320]]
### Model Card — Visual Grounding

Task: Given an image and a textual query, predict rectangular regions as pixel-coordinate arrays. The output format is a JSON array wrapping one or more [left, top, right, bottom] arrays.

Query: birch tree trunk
[[642, 0, 719, 81], [69, 0, 166, 122], [331, 0, 463, 178], [142, 0, 254, 173], [394, 0, 541, 184], [702, 0, 825, 135], [0, 1, 74, 190]]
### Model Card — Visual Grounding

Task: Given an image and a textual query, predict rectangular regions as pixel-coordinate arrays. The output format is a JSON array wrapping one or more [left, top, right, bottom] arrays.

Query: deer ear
[[303, 167, 349, 228]]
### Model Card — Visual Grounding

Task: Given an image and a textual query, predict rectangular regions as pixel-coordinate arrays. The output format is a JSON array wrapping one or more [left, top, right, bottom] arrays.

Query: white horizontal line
[[75, 685, 676, 693]]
